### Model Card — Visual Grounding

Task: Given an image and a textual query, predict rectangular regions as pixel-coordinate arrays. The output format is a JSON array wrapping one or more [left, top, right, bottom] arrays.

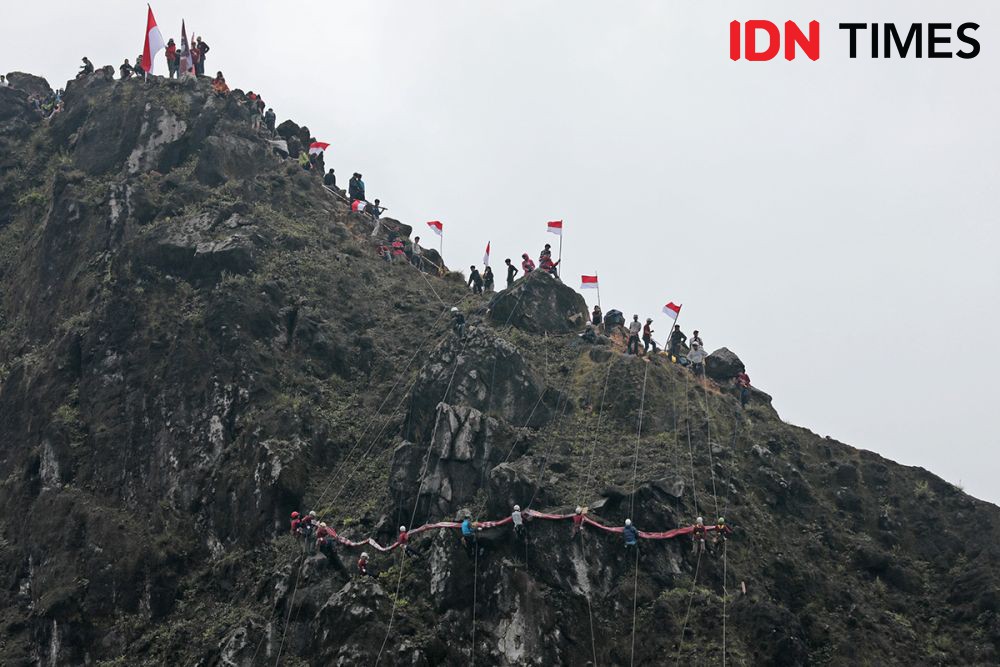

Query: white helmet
[[625, 519, 632, 526], [399, 525, 406, 532], [575, 506, 583, 514], [308, 510, 316, 516], [361, 551, 369, 559], [451, 307, 459, 313], [319, 522, 327, 528], [696, 516, 704, 524], [513, 505, 520, 511]]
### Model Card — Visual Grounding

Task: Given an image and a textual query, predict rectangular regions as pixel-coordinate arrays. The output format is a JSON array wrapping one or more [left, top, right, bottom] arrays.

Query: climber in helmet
[[290, 511, 302, 536], [692, 517, 707, 557], [711, 516, 731, 552], [398, 525, 422, 559], [300, 511, 317, 547], [451, 307, 466, 338], [521, 253, 536, 275], [571, 506, 586, 538], [358, 551, 376, 578], [624, 519, 639, 550], [511, 504, 525, 539], [461, 514, 480, 557], [316, 522, 337, 558], [627, 315, 641, 355]]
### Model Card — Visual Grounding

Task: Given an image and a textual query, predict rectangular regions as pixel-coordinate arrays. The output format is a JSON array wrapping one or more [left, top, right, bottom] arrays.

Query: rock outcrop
[[488, 270, 589, 333]]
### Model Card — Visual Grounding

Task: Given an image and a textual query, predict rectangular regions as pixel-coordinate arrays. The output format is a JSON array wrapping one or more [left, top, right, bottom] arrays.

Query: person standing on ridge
[[688, 342, 707, 378], [592, 305, 602, 328], [521, 253, 535, 275], [642, 318, 658, 354], [190, 40, 201, 76], [627, 315, 641, 355], [505, 258, 519, 287], [468, 266, 484, 294], [324, 168, 336, 188], [669, 325, 687, 361], [411, 236, 423, 267], [691, 330, 703, 349], [624, 519, 638, 550], [483, 266, 495, 292], [165, 39, 178, 79], [195, 36, 209, 76], [264, 108, 276, 135], [736, 371, 751, 408]]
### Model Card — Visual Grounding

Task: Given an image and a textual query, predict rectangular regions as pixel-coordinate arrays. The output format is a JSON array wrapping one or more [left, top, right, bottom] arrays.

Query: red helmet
[[290, 511, 299, 519]]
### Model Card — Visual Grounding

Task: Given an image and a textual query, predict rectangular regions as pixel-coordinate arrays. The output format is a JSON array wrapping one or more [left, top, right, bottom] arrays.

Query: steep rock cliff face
[[0, 72, 998, 667]]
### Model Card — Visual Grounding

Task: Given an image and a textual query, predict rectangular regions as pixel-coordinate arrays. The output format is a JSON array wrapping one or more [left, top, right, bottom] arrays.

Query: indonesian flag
[[483, 241, 491, 266], [662, 302, 682, 320], [351, 199, 368, 213], [141, 6, 165, 75], [309, 142, 330, 155], [580, 275, 599, 289], [547, 220, 563, 236], [426, 221, 443, 236]]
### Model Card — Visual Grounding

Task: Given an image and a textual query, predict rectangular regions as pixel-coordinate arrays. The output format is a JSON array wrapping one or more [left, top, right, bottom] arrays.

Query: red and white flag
[[483, 241, 491, 266], [426, 221, 443, 236], [309, 142, 330, 155], [142, 6, 165, 75], [351, 199, 367, 212], [662, 302, 682, 320], [580, 275, 599, 289], [546, 220, 563, 236]]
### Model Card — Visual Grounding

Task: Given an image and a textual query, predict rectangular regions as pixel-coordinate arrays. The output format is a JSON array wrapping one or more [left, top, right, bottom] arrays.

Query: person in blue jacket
[[624, 518, 638, 550], [461, 514, 479, 557]]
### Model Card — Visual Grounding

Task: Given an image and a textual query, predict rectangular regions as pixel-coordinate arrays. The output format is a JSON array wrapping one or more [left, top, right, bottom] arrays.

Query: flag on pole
[[662, 302, 682, 320], [580, 275, 599, 289], [308, 142, 330, 155], [142, 5, 165, 75], [546, 220, 563, 236], [351, 199, 367, 213], [179, 21, 194, 77], [426, 221, 443, 236], [483, 241, 491, 266]]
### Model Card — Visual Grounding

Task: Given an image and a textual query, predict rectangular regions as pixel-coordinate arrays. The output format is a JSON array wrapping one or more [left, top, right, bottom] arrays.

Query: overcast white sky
[[3, 1, 998, 504]]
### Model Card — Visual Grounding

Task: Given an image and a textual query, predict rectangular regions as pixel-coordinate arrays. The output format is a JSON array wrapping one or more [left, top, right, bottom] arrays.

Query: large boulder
[[194, 134, 271, 186], [488, 270, 588, 333], [5, 72, 53, 99], [136, 212, 260, 282], [705, 346, 745, 381]]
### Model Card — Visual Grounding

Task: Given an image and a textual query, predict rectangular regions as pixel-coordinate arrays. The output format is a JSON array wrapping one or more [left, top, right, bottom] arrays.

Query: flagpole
[[557, 232, 563, 278], [596, 274, 601, 310]]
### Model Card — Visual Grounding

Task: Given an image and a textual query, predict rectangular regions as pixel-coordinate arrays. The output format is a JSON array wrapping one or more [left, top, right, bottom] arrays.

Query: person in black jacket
[[119, 59, 133, 80], [669, 325, 687, 361], [324, 169, 336, 188], [505, 258, 518, 288], [468, 266, 483, 294], [483, 266, 494, 292], [195, 37, 210, 76]]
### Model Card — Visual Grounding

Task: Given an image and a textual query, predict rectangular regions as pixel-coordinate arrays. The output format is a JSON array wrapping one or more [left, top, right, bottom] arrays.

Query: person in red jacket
[[315, 522, 337, 557], [642, 318, 658, 354], [358, 552, 376, 578], [397, 525, 422, 559], [289, 511, 301, 536], [521, 253, 535, 275], [165, 39, 178, 79], [736, 371, 751, 408]]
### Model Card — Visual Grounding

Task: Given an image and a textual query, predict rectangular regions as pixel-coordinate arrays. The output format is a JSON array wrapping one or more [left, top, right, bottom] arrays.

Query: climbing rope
[[674, 548, 703, 666], [471, 534, 479, 666], [375, 334, 470, 666], [627, 361, 650, 666]]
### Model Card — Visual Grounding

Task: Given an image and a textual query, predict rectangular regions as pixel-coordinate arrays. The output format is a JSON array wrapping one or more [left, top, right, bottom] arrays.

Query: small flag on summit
[[580, 275, 599, 289], [546, 220, 563, 236], [308, 142, 330, 155], [351, 200, 367, 213], [426, 220, 443, 236], [483, 241, 491, 266], [662, 302, 682, 320]]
